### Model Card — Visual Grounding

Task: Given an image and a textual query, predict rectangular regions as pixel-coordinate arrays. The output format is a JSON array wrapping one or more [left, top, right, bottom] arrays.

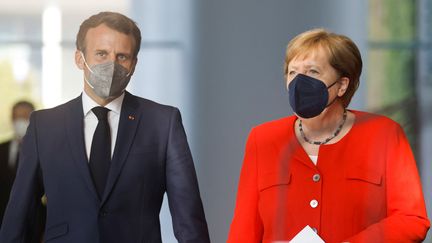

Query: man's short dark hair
[[76, 12, 142, 58]]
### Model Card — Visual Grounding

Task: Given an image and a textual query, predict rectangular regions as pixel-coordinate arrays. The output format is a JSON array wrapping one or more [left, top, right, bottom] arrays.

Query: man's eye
[[118, 54, 131, 61], [96, 52, 106, 57]]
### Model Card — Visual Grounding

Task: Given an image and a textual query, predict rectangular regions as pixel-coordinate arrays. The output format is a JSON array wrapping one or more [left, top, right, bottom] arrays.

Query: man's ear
[[338, 77, 350, 97], [75, 50, 84, 70]]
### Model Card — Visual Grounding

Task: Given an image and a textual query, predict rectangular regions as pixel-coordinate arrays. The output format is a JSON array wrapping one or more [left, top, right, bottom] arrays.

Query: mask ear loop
[[80, 52, 95, 74], [326, 79, 339, 89], [80, 52, 96, 89], [325, 78, 341, 107], [125, 69, 132, 77]]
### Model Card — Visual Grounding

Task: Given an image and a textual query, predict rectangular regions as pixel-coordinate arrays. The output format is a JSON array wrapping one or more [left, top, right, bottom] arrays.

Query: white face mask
[[81, 52, 132, 99], [13, 118, 29, 140]]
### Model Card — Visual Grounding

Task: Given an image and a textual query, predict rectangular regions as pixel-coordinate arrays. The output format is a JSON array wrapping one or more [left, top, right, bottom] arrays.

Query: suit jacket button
[[312, 174, 321, 182]]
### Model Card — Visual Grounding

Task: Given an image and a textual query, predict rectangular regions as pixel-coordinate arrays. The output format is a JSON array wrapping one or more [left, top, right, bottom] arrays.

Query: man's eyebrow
[[94, 49, 108, 53]]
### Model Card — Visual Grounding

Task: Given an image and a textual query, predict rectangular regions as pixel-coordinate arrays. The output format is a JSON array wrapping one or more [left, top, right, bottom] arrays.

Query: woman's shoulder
[[248, 115, 297, 143], [351, 110, 402, 132]]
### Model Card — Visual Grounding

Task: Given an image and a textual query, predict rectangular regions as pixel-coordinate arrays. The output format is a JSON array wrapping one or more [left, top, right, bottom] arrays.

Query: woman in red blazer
[[227, 29, 430, 243]]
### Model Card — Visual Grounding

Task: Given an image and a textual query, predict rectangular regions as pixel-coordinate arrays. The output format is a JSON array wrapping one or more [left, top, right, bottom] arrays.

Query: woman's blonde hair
[[284, 28, 363, 108]]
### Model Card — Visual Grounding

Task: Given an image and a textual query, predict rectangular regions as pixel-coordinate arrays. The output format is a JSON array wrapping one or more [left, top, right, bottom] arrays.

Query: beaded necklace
[[299, 109, 347, 145]]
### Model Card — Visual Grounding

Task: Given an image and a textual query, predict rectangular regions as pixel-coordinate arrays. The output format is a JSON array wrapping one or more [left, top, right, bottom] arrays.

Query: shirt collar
[[82, 91, 125, 116]]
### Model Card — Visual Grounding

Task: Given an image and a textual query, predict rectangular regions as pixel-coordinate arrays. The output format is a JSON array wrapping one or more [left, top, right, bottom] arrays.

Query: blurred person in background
[[0, 100, 34, 227], [227, 28, 430, 243], [0, 11, 209, 243]]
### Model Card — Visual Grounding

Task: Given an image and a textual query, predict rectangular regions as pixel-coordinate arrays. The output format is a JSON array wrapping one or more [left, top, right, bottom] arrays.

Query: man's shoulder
[[30, 95, 82, 122], [33, 92, 181, 119], [125, 92, 178, 114]]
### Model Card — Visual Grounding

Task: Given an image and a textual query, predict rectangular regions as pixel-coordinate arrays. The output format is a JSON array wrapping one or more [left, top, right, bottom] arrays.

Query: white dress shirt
[[82, 91, 124, 160], [309, 155, 318, 165], [8, 139, 19, 169]]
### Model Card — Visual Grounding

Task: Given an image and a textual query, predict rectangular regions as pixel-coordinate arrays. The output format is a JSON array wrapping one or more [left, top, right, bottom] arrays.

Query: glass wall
[[0, 14, 42, 141]]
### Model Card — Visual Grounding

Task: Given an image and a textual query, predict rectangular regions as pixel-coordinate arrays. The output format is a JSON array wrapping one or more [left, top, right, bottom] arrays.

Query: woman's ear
[[75, 50, 84, 70], [338, 77, 350, 97]]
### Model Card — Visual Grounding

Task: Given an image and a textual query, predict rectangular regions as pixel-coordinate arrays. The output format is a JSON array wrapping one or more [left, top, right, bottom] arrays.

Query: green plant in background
[[368, 0, 419, 155]]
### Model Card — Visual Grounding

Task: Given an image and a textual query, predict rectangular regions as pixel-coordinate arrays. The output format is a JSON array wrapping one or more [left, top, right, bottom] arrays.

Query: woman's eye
[[309, 69, 319, 74], [288, 70, 296, 76]]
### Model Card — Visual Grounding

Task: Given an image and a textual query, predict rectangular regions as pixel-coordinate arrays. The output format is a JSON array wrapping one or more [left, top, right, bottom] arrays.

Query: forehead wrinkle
[[290, 47, 330, 69], [289, 57, 322, 69]]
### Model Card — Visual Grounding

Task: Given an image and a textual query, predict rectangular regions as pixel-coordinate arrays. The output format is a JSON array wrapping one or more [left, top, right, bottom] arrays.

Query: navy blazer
[[0, 141, 16, 226], [0, 92, 210, 243]]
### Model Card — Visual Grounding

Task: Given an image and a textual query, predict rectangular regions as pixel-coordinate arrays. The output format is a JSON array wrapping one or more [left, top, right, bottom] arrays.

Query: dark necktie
[[89, 106, 111, 198]]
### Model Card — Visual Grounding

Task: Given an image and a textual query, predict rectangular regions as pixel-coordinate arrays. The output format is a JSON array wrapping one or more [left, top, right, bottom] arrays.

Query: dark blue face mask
[[288, 73, 338, 118]]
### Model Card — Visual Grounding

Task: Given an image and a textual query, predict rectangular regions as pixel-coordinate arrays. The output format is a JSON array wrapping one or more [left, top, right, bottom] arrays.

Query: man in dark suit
[[0, 12, 210, 243], [0, 101, 34, 227]]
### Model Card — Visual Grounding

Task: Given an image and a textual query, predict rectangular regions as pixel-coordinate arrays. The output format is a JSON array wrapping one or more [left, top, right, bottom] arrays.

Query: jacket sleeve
[[345, 124, 430, 242], [227, 128, 263, 243], [0, 112, 45, 243], [165, 108, 210, 243]]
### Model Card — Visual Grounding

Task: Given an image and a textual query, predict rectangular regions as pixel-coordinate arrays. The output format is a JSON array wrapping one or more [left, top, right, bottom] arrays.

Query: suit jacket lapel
[[102, 92, 141, 204], [65, 95, 100, 202]]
